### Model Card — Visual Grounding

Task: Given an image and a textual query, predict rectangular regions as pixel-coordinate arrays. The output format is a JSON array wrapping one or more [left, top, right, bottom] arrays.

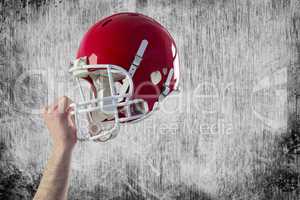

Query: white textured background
[[0, 0, 299, 199]]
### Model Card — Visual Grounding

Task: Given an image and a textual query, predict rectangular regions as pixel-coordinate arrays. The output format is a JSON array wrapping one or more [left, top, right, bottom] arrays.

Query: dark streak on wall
[[0, 142, 41, 200]]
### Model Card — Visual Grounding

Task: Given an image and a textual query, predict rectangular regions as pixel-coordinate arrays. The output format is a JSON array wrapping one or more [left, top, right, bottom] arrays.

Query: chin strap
[[128, 40, 148, 77]]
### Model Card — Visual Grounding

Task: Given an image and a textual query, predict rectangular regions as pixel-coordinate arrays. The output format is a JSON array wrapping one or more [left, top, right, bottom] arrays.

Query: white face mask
[[68, 40, 158, 142], [69, 62, 150, 142]]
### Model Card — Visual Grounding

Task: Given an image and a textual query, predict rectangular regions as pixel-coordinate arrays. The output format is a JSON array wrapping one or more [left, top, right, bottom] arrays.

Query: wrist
[[53, 143, 74, 155]]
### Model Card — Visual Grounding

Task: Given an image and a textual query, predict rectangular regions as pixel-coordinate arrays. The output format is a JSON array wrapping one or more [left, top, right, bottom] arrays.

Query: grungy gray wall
[[0, 0, 300, 199]]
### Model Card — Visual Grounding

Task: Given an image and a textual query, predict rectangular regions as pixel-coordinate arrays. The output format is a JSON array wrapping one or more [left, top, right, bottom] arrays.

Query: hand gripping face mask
[[69, 12, 180, 142]]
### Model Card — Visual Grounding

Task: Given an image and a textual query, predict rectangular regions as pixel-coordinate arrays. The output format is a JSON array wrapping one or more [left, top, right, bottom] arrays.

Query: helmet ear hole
[[150, 71, 162, 85]]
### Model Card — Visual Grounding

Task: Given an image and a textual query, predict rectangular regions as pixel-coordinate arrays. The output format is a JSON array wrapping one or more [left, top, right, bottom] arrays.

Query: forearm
[[34, 146, 73, 200]]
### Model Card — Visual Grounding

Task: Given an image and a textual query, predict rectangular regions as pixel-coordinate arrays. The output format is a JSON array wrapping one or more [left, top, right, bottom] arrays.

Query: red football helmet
[[69, 12, 179, 141]]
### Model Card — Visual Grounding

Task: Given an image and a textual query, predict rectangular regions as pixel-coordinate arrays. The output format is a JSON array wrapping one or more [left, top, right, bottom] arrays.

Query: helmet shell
[[77, 12, 179, 111]]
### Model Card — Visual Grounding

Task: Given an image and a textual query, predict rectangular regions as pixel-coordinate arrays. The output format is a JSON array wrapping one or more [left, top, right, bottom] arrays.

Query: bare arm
[[34, 96, 77, 200]]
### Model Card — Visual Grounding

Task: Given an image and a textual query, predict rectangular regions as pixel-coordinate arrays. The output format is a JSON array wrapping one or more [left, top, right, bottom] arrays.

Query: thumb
[[67, 107, 76, 128]]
